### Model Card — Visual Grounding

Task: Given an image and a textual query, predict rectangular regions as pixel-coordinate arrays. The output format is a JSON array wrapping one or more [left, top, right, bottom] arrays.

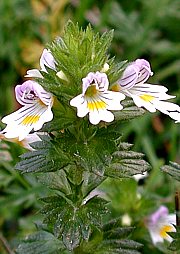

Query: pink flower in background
[[146, 205, 176, 245]]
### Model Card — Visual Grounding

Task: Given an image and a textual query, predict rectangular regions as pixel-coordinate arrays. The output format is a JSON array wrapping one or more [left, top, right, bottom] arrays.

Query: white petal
[[1, 102, 53, 141], [40, 49, 56, 71], [134, 83, 168, 93], [131, 94, 156, 112], [167, 214, 176, 225], [168, 112, 180, 122], [77, 104, 89, 118], [70, 94, 84, 107], [3, 124, 33, 141], [89, 109, 114, 125], [153, 101, 180, 115], [133, 172, 148, 181], [103, 91, 125, 110], [132, 85, 174, 101], [25, 69, 43, 78], [148, 227, 164, 245], [33, 106, 53, 131]]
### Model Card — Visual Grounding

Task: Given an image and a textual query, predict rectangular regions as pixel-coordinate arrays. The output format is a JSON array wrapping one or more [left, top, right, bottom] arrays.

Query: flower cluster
[[146, 206, 176, 245], [1, 51, 180, 147]]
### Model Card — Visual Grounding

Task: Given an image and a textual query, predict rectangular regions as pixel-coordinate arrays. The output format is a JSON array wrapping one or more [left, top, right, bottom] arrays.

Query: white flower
[[146, 206, 176, 245], [70, 71, 125, 125], [121, 214, 132, 226], [25, 49, 56, 78], [133, 171, 148, 182], [1, 80, 53, 141], [116, 59, 180, 122], [0, 132, 42, 151]]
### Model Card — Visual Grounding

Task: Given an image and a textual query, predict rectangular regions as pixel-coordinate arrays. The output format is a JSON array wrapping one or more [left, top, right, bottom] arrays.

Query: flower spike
[[25, 49, 56, 78], [146, 206, 176, 245], [1, 80, 53, 141], [116, 59, 180, 122], [70, 71, 125, 125]]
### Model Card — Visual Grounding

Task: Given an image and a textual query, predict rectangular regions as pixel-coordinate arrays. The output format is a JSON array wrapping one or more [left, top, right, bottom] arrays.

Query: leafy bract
[[161, 161, 180, 181], [16, 230, 68, 254], [15, 135, 71, 173]]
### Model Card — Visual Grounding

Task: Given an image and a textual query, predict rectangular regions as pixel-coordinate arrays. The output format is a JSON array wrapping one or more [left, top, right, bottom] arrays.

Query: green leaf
[[40, 194, 108, 251], [96, 239, 142, 254], [81, 171, 106, 198], [37, 169, 72, 195], [105, 143, 151, 178], [15, 135, 71, 173], [161, 161, 180, 181], [168, 226, 180, 252], [78, 218, 142, 254], [16, 230, 68, 254], [114, 100, 145, 122], [99, 219, 142, 254]]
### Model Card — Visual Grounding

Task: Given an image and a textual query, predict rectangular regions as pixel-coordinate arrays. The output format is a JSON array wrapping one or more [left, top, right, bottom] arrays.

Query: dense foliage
[[0, 1, 180, 254]]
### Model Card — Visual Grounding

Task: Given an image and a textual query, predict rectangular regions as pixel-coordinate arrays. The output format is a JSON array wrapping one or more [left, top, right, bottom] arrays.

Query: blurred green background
[[0, 0, 180, 253]]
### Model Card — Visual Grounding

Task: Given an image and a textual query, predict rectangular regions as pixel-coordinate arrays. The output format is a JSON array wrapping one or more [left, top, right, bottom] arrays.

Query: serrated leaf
[[103, 226, 135, 240], [40, 194, 108, 251], [82, 171, 106, 198], [96, 239, 142, 254], [105, 148, 150, 178], [83, 218, 142, 254], [37, 169, 72, 195], [15, 135, 71, 173], [16, 230, 68, 254], [161, 161, 180, 181]]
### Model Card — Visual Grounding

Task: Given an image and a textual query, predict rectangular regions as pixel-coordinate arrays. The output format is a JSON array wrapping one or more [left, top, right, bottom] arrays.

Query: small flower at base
[[1, 80, 54, 141], [0, 132, 42, 151], [116, 59, 180, 122], [133, 171, 148, 182], [121, 214, 132, 226], [146, 205, 176, 245], [70, 71, 125, 125]]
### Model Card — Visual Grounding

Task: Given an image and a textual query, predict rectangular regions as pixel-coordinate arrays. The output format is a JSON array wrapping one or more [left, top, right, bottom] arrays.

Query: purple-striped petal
[[40, 49, 56, 72], [118, 59, 153, 89], [15, 80, 53, 106]]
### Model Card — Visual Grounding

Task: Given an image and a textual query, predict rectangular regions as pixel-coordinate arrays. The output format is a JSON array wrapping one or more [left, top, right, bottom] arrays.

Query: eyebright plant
[[0, 21, 179, 253]]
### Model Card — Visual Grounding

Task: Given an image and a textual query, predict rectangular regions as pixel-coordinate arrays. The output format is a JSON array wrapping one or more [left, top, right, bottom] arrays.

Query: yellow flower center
[[140, 94, 154, 102], [159, 225, 174, 239], [87, 100, 107, 111], [21, 115, 40, 126], [85, 84, 107, 111]]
